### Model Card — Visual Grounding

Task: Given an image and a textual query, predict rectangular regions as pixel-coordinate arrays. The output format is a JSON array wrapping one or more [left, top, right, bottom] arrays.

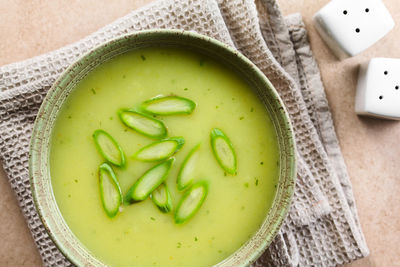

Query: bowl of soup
[[29, 29, 296, 267]]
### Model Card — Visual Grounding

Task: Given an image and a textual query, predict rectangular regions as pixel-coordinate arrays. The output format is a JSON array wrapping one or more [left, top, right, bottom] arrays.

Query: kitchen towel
[[0, 0, 369, 266]]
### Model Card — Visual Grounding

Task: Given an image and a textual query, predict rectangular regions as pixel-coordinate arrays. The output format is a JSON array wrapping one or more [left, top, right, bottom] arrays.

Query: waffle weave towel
[[0, 0, 369, 266]]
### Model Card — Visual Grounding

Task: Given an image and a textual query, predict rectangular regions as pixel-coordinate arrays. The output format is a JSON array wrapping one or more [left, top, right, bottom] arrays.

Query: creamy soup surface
[[50, 47, 279, 267]]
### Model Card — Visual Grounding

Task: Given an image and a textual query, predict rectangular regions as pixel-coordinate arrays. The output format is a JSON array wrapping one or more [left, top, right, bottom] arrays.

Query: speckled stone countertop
[[0, 0, 399, 266]]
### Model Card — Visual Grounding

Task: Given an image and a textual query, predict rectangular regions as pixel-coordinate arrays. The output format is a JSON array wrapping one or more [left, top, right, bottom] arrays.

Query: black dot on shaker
[[355, 28, 360, 33], [379, 95, 384, 100], [343, 10, 348, 15]]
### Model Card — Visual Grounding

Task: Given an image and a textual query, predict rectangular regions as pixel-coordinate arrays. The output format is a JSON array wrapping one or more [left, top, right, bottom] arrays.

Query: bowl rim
[[29, 29, 297, 266]]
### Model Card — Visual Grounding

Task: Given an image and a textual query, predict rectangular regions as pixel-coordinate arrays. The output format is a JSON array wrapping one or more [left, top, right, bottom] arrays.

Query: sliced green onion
[[140, 95, 196, 115], [133, 137, 185, 162], [99, 163, 123, 218], [118, 109, 167, 139], [151, 183, 173, 213], [177, 143, 200, 191], [126, 158, 175, 203], [93, 129, 126, 167], [210, 128, 237, 175], [174, 181, 208, 224]]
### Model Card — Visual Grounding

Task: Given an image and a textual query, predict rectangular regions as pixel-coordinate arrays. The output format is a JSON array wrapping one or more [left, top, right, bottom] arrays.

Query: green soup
[[50, 47, 279, 267]]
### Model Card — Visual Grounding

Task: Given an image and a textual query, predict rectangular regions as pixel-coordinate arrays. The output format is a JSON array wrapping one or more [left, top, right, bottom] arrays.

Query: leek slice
[[210, 128, 237, 175], [177, 143, 200, 190], [93, 129, 126, 167], [126, 158, 175, 203], [140, 95, 196, 115], [134, 137, 185, 162], [174, 181, 208, 224], [119, 109, 167, 139], [151, 183, 173, 213], [99, 163, 122, 218]]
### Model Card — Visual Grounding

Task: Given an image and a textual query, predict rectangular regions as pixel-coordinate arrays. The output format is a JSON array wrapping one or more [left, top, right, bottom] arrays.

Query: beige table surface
[[1, 0, 399, 266]]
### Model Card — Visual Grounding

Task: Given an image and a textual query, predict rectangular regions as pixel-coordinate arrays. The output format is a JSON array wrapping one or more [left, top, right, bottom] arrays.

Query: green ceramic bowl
[[29, 29, 296, 266]]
